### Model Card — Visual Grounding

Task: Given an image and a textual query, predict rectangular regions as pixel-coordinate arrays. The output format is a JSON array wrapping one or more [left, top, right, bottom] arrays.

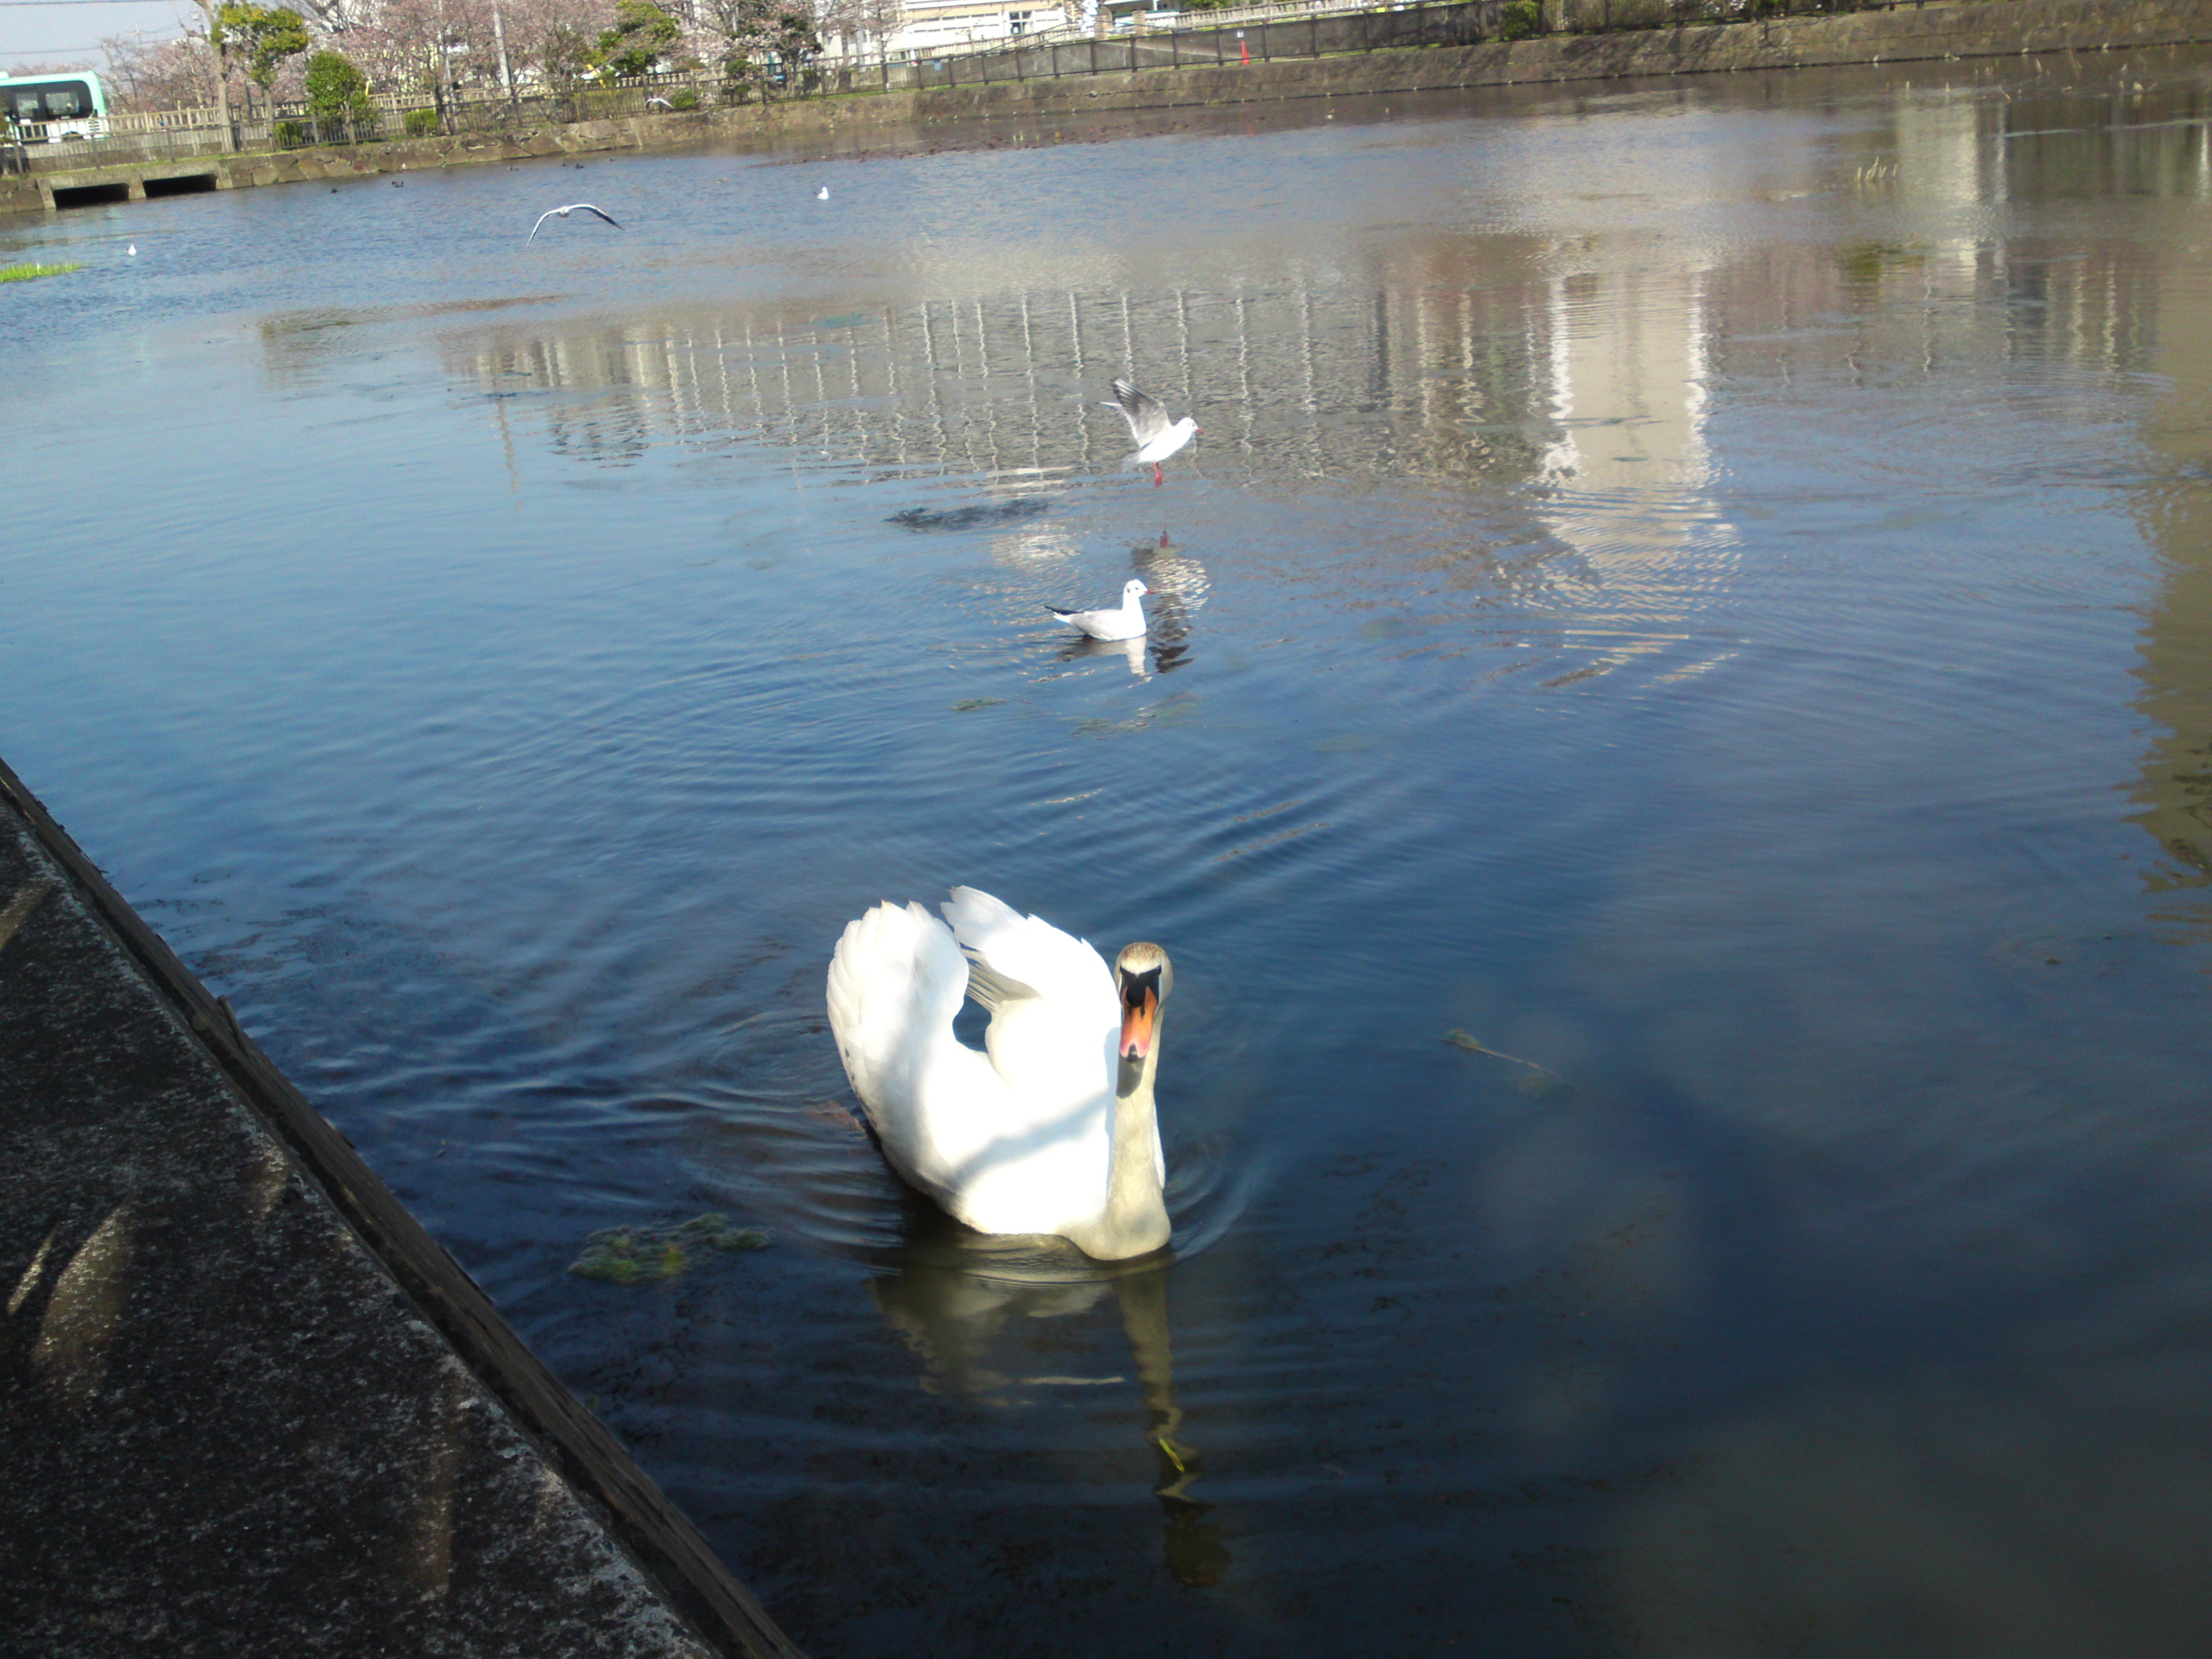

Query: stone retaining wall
[[910, 0, 2212, 118]]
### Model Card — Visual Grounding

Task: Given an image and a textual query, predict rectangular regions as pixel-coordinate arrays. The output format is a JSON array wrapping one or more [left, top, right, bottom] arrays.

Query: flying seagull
[[1103, 378, 1199, 486], [528, 203, 623, 243], [1047, 579, 1150, 641]]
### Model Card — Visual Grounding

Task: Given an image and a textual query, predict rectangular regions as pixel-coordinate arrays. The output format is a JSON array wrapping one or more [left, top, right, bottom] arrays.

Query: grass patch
[[0, 262, 83, 283]]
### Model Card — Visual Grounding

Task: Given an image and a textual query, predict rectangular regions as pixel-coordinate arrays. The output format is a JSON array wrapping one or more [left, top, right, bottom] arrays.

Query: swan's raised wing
[[940, 887, 1117, 1099], [829, 894, 1114, 1237], [941, 887, 1115, 1014], [827, 902, 973, 1141]]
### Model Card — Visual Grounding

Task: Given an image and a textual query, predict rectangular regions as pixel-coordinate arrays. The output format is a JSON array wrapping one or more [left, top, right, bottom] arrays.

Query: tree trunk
[[193, 0, 238, 151]]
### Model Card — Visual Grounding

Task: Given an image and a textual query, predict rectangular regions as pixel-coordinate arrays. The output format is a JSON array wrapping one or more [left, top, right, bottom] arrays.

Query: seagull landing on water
[[1104, 379, 1199, 486], [527, 203, 624, 243], [1047, 579, 1150, 641]]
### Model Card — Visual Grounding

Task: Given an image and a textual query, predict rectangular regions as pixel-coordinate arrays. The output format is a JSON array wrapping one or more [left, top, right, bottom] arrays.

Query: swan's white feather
[[827, 893, 1118, 1237], [941, 887, 1114, 1016]]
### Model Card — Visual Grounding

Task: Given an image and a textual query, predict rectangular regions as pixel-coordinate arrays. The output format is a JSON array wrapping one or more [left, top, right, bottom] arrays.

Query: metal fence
[[914, 0, 1501, 84], [911, 0, 1883, 83]]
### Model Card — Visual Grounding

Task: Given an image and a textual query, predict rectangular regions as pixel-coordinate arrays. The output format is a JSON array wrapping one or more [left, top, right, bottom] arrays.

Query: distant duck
[[817, 185, 830, 199], [1048, 579, 1150, 641]]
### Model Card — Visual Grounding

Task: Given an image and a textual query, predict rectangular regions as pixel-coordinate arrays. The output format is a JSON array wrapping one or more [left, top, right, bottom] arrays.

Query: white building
[[873, 0, 1075, 58]]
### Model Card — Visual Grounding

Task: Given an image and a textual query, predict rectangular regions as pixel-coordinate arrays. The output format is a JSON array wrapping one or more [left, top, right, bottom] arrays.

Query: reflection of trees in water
[[1996, 74, 2212, 201], [1702, 215, 2212, 912], [2124, 235, 2212, 918], [444, 245, 1564, 492], [867, 1202, 1230, 1587]]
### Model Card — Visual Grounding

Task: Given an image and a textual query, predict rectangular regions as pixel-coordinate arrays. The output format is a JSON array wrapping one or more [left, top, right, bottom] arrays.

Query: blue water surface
[[8, 50, 2212, 1657]]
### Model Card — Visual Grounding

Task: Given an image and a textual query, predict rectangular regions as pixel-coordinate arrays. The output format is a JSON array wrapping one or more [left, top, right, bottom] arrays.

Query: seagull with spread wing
[[1103, 378, 1199, 486], [527, 204, 624, 243]]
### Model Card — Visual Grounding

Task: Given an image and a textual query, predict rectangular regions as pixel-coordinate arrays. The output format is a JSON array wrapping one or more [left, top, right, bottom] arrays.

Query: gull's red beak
[[1120, 981, 1158, 1060]]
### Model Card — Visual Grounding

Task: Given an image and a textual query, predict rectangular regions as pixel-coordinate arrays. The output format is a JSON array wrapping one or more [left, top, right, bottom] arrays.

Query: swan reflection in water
[[1057, 533, 1208, 678], [867, 1202, 1232, 1587]]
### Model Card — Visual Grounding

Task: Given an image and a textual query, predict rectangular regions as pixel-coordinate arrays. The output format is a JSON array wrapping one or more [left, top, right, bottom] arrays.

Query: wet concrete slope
[[0, 755, 802, 1659]]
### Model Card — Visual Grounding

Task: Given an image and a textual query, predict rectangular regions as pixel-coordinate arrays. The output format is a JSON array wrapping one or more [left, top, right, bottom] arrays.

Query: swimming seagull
[[817, 185, 830, 199], [126, 243, 136, 256], [527, 203, 624, 243], [1047, 579, 1150, 641], [1103, 379, 1199, 486]]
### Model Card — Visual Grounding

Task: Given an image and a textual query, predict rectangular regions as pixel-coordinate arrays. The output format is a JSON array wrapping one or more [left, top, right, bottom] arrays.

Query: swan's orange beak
[[1120, 981, 1159, 1060]]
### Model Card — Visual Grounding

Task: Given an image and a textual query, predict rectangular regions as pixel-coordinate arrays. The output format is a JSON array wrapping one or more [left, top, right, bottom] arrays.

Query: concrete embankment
[[0, 753, 802, 1659], [908, 0, 2212, 119], [6, 0, 2211, 216]]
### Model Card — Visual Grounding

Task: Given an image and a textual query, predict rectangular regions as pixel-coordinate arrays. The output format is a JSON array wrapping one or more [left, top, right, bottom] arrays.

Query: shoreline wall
[[910, 0, 2212, 118], [8, 0, 2212, 215]]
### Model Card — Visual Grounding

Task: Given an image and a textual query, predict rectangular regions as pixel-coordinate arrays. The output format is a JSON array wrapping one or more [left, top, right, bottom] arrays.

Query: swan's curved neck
[[1066, 1034, 1170, 1261]]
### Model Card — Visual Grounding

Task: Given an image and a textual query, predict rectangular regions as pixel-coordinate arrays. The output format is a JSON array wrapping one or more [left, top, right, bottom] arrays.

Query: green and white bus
[[1, 72, 108, 142]]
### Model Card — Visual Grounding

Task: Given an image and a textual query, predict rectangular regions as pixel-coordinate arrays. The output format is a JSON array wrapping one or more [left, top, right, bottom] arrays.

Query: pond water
[[9, 47, 2212, 1657]]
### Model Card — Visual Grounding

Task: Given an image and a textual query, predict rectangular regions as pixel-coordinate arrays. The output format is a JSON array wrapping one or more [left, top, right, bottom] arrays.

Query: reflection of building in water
[[427, 74, 2212, 697], [1695, 76, 2212, 910], [1532, 258, 1731, 636], [445, 236, 1755, 650], [443, 244, 1571, 493]]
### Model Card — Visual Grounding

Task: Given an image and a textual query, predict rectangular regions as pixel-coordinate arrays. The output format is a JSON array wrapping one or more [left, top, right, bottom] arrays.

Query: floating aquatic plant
[[568, 1213, 770, 1284], [0, 262, 84, 284], [1442, 1029, 1557, 1079]]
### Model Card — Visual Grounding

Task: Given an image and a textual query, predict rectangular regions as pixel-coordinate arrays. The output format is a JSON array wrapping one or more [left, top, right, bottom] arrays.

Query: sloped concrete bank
[[0, 751, 804, 1659], [5, 0, 2210, 217]]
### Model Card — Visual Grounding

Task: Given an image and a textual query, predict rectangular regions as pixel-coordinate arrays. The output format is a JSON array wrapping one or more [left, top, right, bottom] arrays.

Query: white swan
[[826, 888, 1173, 1260]]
